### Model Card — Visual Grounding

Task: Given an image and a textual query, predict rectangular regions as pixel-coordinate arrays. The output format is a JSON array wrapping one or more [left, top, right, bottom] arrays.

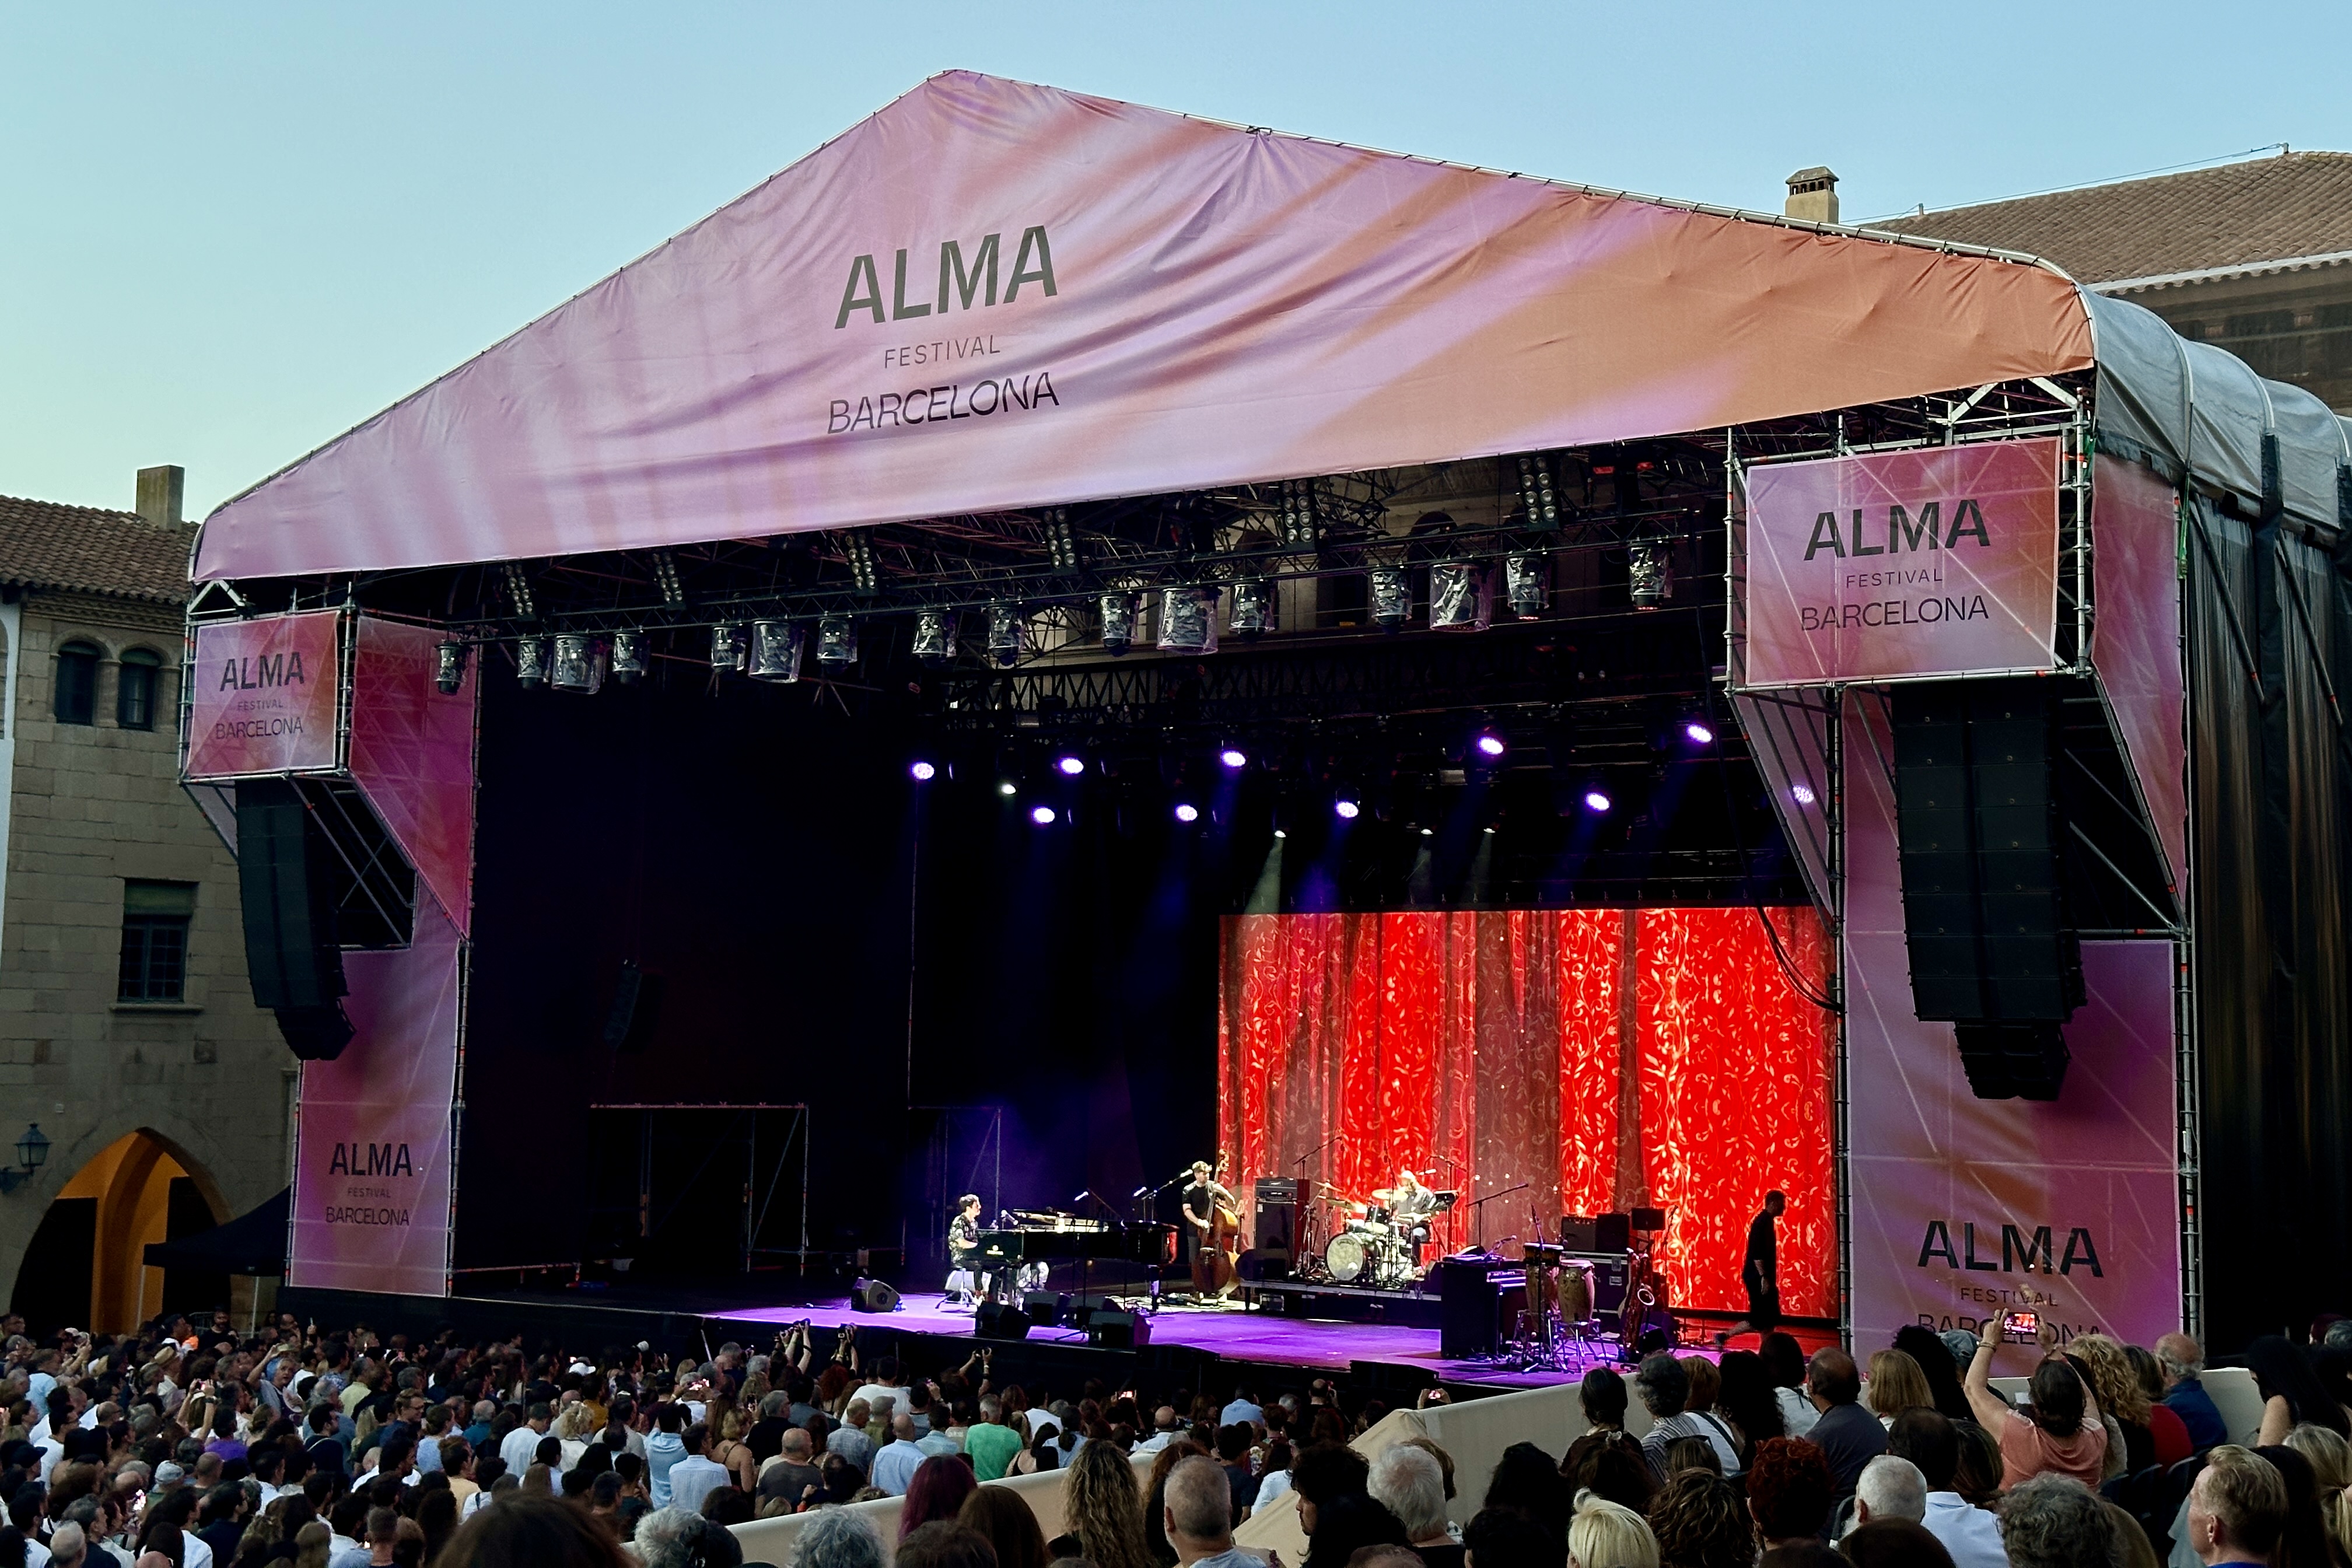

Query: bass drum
[[1325, 1234, 1369, 1282]]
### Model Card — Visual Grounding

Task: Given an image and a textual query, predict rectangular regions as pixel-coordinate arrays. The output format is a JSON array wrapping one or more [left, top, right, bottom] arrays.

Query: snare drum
[[1325, 1234, 1370, 1282]]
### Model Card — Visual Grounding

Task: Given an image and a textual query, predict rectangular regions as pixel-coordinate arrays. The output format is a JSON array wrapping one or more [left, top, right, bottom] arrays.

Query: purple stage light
[[1684, 720, 1715, 744], [1474, 732, 1506, 758], [1583, 789, 1613, 813], [1334, 799, 1360, 820], [1790, 781, 1818, 806], [909, 760, 936, 781], [1030, 804, 1056, 825], [1174, 803, 1200, 823], [1055, 755, 1085, 776], [1219, 747, 1248, 769]]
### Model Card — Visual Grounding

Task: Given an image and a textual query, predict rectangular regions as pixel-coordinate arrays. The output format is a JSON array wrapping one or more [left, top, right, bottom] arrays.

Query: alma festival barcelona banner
[[184, 611, 343, 778], [1743, 438, 2063, 688]]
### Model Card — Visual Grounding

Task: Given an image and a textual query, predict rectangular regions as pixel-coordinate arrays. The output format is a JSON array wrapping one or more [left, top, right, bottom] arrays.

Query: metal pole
[[800, 1107, 812, 1276]]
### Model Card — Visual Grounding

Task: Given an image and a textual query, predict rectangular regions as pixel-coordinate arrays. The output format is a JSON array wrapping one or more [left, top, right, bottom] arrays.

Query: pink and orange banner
[[184, 612, 342, 778]]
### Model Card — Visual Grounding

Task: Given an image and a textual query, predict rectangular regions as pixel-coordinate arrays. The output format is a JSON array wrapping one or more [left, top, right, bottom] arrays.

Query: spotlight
[[710, 623, 746, 673], [1515, 453, 1563, 531], [1369, 567, 1410, 631], [1030, 804, 1057, 825], [1790, 781, 1818, 806], [434, 641, 468, 695], [1055, 755, 1086, 777], [501, 562, 537, 619], [747, 620, 802, 681], [1278, 478, 1320, 552], [1420, 827, 1434, 838], [1475, 732, 1507, 760], [610, 630, 647, 684], [1504, 554, 1549, 618], [1483, 825, 1496, 835], [550, 634, 607, 694], [651, 549, 684, 604], [1684, 719, 1716, 745], [841, 530, 879, 594], [1429, 562, 1489, 631], [1629, 538, 1673, 610], [1334, 798, 1361, 820], [1157, 586, 1217, 654], [515, 635, 548, 687], [914, 610, 958, 667], [1098, 593, 1138, 656], [998, 780, 1019, 797], [814, 614, 857, 668], [1583, 788, 1614, 814], [910, 761, 937, 782], [1219, 747, 1248, 769], [1174, 803, 1200, 823], [1273, 829, 1287, 839], [1043, 509, 1081, 575], [986, 602, 1024, 666], [1228, 579, 1275, 639]]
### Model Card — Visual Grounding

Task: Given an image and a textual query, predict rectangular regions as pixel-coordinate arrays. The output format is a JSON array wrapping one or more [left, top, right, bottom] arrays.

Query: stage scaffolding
[[584, 1103, 813, 1275]]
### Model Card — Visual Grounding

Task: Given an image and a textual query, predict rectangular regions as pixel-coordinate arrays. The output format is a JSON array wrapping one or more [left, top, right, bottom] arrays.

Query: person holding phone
[[1962, 1325, 2106, 1489]]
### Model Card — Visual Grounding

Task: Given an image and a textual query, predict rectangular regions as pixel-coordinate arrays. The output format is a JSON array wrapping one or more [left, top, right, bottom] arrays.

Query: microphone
[[1130, 1185, 1152, 1199], [1072, 1190, 1092, 1206]]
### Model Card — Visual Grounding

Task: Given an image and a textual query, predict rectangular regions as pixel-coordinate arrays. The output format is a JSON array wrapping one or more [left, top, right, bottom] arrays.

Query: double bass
[[1190, 1155, 1242, 1296]]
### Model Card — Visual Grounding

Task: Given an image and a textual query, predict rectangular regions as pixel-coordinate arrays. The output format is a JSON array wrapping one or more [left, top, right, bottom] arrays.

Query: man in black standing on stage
[[1182, 1161, 1236, 1286], [1717, 1188, 1786, 1348]]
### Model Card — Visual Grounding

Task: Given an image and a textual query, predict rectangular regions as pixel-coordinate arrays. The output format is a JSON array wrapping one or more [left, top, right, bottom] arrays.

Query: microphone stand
[[1429, 1150, 1467, 1255], [1466, 1181, 1530, 1252]]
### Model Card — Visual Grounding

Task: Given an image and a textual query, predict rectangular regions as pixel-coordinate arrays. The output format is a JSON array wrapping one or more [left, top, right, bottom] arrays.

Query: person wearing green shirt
[[964, 1396, 1024, 1481]]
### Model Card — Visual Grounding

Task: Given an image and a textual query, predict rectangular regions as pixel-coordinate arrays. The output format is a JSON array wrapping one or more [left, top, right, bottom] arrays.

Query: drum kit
[[1303, 1182, 1458, 1287]]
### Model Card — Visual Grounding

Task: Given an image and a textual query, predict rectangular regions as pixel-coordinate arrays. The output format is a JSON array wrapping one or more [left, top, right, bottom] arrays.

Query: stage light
[[997, 780, 1019, 797], [1334, 798, 1361, 820], [1228, 579, 1275, 639], [814, 614, 857, 668], [1483, 825, 1496, 835], [1430, 562, 1489, 631], [1684, 719, 1716, 745], [501, 561, 537, 619], [1583, 788, 1614, 813], [1629, 538, 1673, 610], [1043, 508, 1080, 575], [914, 610, 958, 667], [842, 530, 879, 594], [515, 635, 548, 687], [1475, 732, 1507, 759], [1278, 478, 1320, 552], [1157, 586, 1217, 654], [550, 634, 607, 694], [1273, 828, 1287, 839], [1515, 453, 1562, 531], [986, 602, 1025, 666], [1219, 747, 1248, 769], [1504, 554, 1549, 618], [1790, 781, 1818, 806], [435, 641, 468, 695], [1030, 804, 1057, 825], [710, 623, 746, 673], [1369, 567, 1410, 631], [1420, 827, 1434, 837], [1055, 755, 1086, 777], [1098, 593, 1138, 656], [1174, 803, 1200, 823], [651, 549, 684, 604], [748, 620, 803, 682], [910, 761, 937, 781], [611, 630, 647, 684]]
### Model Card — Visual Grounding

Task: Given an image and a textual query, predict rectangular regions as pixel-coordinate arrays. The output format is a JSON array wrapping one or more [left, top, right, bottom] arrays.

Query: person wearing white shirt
[[663, 1425, 732, 1516], [499, 1405, 553, 1478], [1219, 1393, 1264, 1427], [1887, 1408, 2007, 1568], [1133, 1408, 1182, 1455], [869, 1416, 928, 1497]]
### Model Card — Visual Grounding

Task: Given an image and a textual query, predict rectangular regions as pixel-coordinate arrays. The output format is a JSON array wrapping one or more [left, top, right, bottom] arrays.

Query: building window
[[118, 881, 197, 1002], [55, 641, 99, 725], [118, 649, 162, 730]]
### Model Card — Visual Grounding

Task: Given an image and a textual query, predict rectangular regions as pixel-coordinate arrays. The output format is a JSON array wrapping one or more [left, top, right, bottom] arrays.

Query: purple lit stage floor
[[707, 1291, 1769, 1388]]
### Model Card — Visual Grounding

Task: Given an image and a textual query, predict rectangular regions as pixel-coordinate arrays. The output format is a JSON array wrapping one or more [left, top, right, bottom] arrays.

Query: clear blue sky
[[7, 1, 2350, 519]]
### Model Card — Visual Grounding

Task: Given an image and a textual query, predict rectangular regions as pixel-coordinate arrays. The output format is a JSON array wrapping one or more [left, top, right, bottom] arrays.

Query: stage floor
[[705, 1290, 1835, 1389]]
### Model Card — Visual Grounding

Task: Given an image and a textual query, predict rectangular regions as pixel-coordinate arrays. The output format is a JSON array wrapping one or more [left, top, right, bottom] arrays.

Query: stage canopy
[[196, 70, 2106, 582]]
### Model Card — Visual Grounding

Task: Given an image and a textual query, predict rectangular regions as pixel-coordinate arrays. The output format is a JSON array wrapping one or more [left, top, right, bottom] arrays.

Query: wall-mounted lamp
[[0, 1124, 51, 1193]]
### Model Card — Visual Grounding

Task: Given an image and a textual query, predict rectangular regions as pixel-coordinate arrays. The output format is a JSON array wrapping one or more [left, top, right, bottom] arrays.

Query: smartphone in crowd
[[2001, 1310, 2039, 1338]]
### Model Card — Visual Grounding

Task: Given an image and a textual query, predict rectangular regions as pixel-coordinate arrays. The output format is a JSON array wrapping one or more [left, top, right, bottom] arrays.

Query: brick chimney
[[1784, 167, 1840, 224], [136, 464, 184, 528]]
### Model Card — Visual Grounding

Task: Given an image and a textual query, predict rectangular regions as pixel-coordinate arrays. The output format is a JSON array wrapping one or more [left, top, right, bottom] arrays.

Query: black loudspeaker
[[1629, 1206, 1665, 1234], [850, 1278, 900, 1313], [1559, 1215, 1599, 1251], [976, 1301, 1033, 1340], [1252, 1179, 1300, 1279], [235, 780, 354, 1060], [1892, 680, 2080, 1099], [1593, 1213, 1632, 1254], [1023, 1290, 1069, 1326], [1086, 1308, 1149, 1348]]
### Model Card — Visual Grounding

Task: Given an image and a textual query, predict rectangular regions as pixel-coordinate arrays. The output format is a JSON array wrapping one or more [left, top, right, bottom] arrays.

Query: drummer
[[1378, 1168, 1439, 1268]]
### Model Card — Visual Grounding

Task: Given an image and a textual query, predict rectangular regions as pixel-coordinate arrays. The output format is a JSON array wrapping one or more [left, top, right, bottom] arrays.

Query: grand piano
[[977, 1210, 1178, 1271]]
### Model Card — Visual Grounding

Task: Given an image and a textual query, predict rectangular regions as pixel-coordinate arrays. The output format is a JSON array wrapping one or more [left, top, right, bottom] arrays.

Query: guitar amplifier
[[1252, 1178, 1301, 1278]]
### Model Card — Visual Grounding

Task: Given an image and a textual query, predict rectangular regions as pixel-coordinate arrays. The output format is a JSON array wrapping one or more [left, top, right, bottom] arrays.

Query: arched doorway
[[9, 1130, 224, 1334]]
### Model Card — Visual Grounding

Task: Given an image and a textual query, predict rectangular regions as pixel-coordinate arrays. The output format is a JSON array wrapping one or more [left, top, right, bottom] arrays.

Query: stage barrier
[[730, 1451, 1157, 1564]]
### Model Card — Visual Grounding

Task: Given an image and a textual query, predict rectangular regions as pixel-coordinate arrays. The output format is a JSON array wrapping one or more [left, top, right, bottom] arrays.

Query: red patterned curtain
[[1218, 906, 1835, 1315]]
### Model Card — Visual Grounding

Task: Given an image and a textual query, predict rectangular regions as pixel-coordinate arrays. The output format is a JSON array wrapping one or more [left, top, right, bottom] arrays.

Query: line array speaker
[[235, 780, 354, 1061]]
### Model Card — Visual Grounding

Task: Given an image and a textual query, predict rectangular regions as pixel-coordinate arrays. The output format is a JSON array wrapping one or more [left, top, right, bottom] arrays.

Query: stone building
[[0, 467, 287, 1332], [1794, 152, 2352, 414]]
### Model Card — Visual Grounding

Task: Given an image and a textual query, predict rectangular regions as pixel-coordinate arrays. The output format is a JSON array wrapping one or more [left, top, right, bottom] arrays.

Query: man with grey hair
[[2155, 1332, 2228, 1452], [1366, 1444, 1452, 1563], [1632, 1353, 1741, 1478], [1847, 1455, 1927, 1530], [637, 1506, 744, 1568], [789, 1507, 887, 1568], [1165, 1455, 1263, 1568], [45, 1523, 86, 1568], [1996, 1474, 2115, 1568]]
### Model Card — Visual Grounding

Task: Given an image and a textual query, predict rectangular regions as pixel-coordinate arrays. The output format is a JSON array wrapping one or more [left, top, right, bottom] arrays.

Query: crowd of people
[[2, 1309, 2347, 1568]]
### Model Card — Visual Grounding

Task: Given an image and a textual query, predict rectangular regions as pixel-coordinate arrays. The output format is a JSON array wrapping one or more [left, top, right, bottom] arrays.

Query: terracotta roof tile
[[0, 494, 195, 604], [1882, 151, 2352, 284]]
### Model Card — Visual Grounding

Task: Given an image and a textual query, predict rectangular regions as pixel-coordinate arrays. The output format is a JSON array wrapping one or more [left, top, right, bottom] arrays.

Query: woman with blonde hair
[[2068, 1333, 2152, 1478], [1567, 1489, 1658, 1568], [1060, 1433, 1156, 1568], [290, 1522, 332, 1568], [552, 1401, 597, 1471], [710, 1404, 759, 1492], [1862, 1349, 1933, 1426]]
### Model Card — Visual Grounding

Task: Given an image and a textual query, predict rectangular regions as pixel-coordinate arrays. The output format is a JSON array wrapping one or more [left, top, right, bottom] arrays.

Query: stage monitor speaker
[[850, 1278, 900, 1313], [1592, 1213, 1631, 1254], [1629, 1206, 1665, 1234], [1023, 1290, 1070, 1326], [976, 1301, 1034, 1340], [1252, 1180, 1300, 1278], [1955, 1022, 2071, 1102], [235, 779, 355, 1060], [1086, 1308, 1149, 1349]]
